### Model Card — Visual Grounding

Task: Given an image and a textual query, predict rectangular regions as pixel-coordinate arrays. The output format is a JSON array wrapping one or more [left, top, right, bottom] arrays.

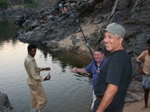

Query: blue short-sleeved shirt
[[85, 58, 107, 91]]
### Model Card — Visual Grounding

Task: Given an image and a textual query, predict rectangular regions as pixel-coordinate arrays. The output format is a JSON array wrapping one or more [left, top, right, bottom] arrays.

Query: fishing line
[[68, 1, 98, 70]]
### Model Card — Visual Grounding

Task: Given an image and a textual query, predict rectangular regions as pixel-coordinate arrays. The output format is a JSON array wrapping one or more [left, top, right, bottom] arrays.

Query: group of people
[[72, 23, 132, 112], [24, 22, 150, 112]]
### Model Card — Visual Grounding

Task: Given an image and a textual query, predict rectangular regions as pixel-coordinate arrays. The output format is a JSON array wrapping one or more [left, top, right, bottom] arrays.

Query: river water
[[0, 19, 93, 112]]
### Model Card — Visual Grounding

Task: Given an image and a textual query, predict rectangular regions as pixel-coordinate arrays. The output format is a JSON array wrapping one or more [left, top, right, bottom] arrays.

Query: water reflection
[[0, 19, 19, 47], [0, 19, 93, 112], [20, 40, 92, 76], [0, 19, 92, 71]]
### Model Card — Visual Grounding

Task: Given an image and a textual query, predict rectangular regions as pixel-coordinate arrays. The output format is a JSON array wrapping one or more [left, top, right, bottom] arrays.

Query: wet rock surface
[[0, 92, 23, 112]]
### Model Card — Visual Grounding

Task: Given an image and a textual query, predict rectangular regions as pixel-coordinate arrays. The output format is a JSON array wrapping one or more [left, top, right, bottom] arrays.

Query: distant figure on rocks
[[137, 39, 150, 108], [24, 44, 51, 112], [57, 0, 68, 14], [39, 12, 47, 24], [71, 48, 107, 111], [58, 3, 67, 14]]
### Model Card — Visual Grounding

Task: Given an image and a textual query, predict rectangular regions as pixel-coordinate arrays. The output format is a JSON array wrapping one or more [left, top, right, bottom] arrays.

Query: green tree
[[24, 0, 38, 8], [0, 0, 10, 8]]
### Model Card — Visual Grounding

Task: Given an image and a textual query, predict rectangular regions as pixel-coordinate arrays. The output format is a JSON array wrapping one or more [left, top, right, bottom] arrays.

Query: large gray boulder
[[0, 92, 23, 112]]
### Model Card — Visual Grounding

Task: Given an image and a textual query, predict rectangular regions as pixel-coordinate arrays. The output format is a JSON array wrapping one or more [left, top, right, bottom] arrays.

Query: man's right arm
[[71, 67, 87, 74], [137, 62, 145, 74], [71, 61, 93, 74], [136, 52, 145, 74]]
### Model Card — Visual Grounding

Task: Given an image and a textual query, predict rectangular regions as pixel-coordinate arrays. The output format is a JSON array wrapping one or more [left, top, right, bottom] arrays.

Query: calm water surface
[[0, 19, 93, 112]]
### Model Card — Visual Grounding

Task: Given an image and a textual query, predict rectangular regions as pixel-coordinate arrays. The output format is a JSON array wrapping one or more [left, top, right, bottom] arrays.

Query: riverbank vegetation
[[0, 0, 10, 8], [24, 0, 38, 8], [0, 0, 38, 9]]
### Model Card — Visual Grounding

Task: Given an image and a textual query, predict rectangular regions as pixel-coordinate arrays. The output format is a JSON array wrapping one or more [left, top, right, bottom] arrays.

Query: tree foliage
[[0, 0, 10, 8], [24, 0, 38, 8]]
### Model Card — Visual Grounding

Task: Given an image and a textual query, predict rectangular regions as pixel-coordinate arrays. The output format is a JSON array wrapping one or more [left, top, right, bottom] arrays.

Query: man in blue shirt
[[71, 48, 107, 110]]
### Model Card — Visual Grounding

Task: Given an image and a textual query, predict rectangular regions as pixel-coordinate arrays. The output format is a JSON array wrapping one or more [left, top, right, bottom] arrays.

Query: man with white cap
[[93, 23, 132, 112]]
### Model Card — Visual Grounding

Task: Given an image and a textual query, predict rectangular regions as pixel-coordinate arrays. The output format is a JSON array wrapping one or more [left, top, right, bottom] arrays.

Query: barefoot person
[[24, 44, 51, 112], [137, 39, 150, 108]]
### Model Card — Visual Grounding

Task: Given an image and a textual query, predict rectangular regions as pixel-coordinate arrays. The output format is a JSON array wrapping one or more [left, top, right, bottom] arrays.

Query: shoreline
[[123, 98, 150, 112]]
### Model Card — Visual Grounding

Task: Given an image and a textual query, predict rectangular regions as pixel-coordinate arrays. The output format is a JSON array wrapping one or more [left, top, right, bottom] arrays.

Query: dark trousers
[[92, 98, 125, 112]]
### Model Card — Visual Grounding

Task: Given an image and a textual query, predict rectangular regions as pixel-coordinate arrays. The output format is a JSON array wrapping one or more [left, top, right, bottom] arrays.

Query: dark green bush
[[25, 26, 32, 32], [0, 0, 10, 8], [24, 0, 38, 8]]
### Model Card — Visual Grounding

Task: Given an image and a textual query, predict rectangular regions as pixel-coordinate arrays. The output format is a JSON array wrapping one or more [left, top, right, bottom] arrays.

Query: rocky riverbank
[[0, 92, 23, 112], [1, 0, 150, 111]]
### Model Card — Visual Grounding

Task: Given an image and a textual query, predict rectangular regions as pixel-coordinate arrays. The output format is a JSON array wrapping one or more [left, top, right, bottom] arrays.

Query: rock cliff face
[[3, 0, 150, 105], [15, 0, 150, 78]]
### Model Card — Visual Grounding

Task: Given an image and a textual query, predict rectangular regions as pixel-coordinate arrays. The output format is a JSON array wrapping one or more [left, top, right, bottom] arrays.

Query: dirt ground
[[123, 98, 150, 112]]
